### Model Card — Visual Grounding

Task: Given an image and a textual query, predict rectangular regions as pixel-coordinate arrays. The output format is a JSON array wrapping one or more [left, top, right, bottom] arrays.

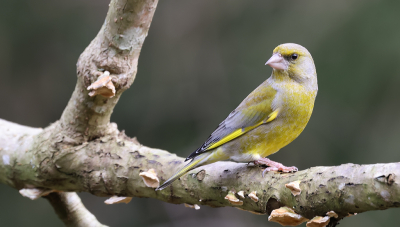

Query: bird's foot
[[254, 158, 298, 177]]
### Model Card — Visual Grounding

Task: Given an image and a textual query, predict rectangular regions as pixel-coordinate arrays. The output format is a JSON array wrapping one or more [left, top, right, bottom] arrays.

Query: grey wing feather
[[185, 107, 266, 161], [185, 80, 276, 161]]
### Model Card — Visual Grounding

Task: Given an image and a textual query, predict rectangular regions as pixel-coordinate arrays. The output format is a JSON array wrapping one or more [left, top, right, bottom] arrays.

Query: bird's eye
[[291, 53, 298, 60]]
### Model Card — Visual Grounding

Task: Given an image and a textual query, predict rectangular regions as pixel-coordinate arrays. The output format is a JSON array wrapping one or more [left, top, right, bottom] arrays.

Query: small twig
[[44, 192, 107, 227]]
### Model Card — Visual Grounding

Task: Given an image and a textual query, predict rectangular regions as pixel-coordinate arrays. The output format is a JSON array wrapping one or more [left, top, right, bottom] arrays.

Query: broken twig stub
[[87, 71, 116, 98]]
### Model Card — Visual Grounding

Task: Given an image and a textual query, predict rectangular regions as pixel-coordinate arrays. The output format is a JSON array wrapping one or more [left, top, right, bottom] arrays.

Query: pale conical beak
[[265, 53, 287, 70]]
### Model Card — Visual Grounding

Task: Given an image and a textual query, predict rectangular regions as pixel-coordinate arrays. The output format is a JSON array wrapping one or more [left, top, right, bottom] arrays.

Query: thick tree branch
[[1, 118, 400, 225], [1, 0, 159, 225], [60, 0, 158, 139]]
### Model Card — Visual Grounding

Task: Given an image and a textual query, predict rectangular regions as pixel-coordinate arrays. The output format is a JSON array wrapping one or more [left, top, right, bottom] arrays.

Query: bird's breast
[[225, 83, 316, 162]]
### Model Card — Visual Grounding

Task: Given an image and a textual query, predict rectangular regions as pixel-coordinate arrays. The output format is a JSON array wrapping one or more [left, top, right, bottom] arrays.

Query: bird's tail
[[156, 154, 208, 191]]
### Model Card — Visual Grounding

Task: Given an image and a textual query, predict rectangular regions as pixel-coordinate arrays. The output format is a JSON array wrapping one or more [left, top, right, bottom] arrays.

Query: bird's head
[[266, 43, 317, 89]]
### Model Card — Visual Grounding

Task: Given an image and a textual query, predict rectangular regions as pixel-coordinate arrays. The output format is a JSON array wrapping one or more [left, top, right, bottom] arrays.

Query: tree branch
[[0, 0, 399, 226], [60, 0, 158, 139], [1, 118, 400, 224], [44, 192, 107, 227]]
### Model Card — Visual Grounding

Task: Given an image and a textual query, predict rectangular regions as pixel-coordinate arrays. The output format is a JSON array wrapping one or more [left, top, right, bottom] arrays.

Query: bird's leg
[[254, 158, 298, 177]]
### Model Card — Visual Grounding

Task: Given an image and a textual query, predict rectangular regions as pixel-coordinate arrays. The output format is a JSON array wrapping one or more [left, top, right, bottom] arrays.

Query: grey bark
[[0, 0, 399, 226], [44, 192, 107, 227]]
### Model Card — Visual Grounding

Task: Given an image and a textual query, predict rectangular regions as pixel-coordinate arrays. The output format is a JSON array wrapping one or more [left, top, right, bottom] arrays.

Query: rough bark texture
[[60, 0, 158, 139], [1, 118, 400, 223], [0, 0, 399, 226], [1, 0, 159, 225]]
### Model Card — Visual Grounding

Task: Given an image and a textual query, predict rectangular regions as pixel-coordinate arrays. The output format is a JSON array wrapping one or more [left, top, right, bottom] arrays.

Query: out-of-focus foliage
[[1, 0, 400, 226]]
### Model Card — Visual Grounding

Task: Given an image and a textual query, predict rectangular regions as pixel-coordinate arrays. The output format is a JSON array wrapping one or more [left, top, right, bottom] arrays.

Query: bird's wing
[[186, 83, 278, 161]]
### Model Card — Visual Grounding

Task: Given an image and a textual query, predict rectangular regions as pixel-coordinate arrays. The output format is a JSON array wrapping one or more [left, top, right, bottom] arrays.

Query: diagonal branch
[[59, 0, 158, 140], [45, 192, 107, 227]]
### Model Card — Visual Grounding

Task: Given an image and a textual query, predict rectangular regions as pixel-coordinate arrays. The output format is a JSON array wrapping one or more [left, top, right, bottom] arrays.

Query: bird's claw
[[262, 167, 278, 177], [261, 166, 298, 177], [255, 158, 298, 177]]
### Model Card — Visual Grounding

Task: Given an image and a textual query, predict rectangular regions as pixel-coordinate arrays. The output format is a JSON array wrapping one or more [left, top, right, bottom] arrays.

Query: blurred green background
[[1, 0, 400, 226]]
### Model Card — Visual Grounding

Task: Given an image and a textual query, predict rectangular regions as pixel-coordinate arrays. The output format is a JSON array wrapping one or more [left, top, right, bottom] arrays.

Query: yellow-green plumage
[[156, 43, 318, 191]]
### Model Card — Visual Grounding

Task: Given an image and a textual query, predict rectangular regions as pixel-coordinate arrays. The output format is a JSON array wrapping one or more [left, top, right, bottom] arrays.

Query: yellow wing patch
[[206, 108, 280, 150], [265, 108, 280, 123]]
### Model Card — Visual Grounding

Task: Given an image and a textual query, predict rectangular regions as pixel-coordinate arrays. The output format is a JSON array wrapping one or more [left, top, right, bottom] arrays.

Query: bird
[[156, 43, 318, 191]]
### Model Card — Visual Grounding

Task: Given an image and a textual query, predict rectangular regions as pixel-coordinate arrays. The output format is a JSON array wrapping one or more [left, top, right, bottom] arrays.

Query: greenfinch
[[156, 43, 318, 191]]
